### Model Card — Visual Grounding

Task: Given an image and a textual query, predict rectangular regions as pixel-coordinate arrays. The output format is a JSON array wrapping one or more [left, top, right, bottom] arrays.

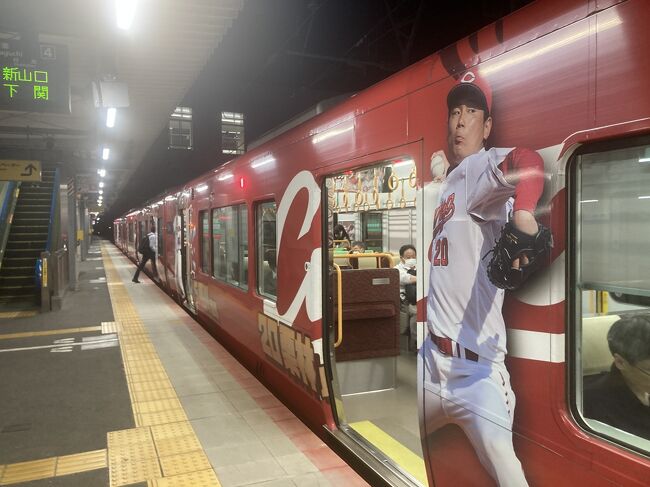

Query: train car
[[114, 1, 650, 485]]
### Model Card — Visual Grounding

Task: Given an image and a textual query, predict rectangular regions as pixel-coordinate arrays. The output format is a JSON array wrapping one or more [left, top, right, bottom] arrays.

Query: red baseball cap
[[447, 70, 492, 116]]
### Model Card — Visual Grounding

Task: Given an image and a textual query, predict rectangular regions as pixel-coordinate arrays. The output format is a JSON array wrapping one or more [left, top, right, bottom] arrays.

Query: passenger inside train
[[325, 156, 423, 477], [395, 244, 417, 352], [583, 314, 650, 440]]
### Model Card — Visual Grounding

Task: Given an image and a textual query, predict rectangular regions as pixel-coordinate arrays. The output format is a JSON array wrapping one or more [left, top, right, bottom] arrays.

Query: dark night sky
[[102, 0, 532, 228]]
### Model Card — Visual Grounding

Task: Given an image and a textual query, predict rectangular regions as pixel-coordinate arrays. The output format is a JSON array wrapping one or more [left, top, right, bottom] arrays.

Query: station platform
[[0, 239, 369, 487]]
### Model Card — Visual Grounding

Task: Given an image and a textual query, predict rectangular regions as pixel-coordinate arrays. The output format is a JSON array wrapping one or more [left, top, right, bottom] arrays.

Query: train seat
[[582, 314, 620, 375], [332, 267, 400, 394]]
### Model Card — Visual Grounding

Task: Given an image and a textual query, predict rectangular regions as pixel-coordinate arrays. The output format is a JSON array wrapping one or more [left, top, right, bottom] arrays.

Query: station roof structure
[[0, 0, 532, 225]]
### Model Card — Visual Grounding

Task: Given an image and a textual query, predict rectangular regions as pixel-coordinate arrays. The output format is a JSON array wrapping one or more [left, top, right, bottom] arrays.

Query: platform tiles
[[101, 243, 369, 487]]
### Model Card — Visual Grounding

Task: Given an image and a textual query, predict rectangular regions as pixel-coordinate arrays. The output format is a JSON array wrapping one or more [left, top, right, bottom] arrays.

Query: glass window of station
[[169, 106, 193, 150], [571, 136, 650, 453], [221, 111, 245, 155]]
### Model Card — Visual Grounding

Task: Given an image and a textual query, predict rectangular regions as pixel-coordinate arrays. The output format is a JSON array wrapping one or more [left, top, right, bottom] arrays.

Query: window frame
[[210, 203, 248, 291], [199, 209, 211, 274], [169, 106, 193, 150], [255, 200, 277, 300], [221, 111, 245, 155], [568, 134, 650, 456]]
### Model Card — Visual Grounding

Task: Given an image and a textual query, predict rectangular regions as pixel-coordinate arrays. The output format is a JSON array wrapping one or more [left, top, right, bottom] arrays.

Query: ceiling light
[[98, 169, 106, 177], [99, 190, 104, 195], [106, 107, 116, 128], [102, 147, 110, 160], [639, 157, 650, 163], [116, 0, 137, 30], [99, 181, 105, 188]]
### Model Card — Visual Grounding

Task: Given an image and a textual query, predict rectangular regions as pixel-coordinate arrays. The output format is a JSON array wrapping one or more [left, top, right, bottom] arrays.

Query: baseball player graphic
[[422, 71, 547, 487]]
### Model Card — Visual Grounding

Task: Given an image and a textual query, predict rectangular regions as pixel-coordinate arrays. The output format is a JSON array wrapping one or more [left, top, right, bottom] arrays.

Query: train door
[[323, 147, 427, 486], [175, 207, 195, 312]]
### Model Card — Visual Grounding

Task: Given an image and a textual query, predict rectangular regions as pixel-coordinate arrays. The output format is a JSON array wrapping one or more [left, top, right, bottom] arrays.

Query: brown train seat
[[333, 267, 400, 362]]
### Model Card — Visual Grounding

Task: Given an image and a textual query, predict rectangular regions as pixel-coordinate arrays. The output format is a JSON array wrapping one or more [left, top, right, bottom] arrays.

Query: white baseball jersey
[[427, 147, 516, 363]]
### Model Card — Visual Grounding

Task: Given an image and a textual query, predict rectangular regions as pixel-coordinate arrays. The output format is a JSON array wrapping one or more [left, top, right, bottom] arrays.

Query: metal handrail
[[335, 252, 395, 268], [0, 181, 18, 273], [333, 263, 343, 347], [45, 168, 61, 251]]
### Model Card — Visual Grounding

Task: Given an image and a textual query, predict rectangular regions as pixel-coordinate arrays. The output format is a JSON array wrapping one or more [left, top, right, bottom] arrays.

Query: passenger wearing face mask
[[396, 244, 417, 351]]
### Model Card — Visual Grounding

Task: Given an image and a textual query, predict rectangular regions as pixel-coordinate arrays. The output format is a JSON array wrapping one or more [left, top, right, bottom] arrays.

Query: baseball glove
[[486, 221, 553, 290]]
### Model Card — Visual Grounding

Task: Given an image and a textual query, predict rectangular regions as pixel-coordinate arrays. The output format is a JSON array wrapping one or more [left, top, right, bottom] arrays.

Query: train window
[[199, 210, 210, 274], [573, 138, 650, 451], [211, 204, 248, 290], [256, 201, 277, 298], [128, 223, 134, 243], [169, 106, 193, 150], [221, 111, 245, 155]]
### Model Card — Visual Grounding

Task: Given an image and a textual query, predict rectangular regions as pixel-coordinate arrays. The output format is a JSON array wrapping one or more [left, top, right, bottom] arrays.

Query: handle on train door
[[333, 263, 343, 347]]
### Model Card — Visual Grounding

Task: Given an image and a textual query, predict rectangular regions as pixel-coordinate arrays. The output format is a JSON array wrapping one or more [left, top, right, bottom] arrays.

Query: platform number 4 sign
[[40, 45, 56, 60]]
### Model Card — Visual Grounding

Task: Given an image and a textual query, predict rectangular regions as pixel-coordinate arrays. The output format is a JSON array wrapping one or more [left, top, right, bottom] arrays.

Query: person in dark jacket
[[584, 313, 650, 439], [132, 224, 158, 283]]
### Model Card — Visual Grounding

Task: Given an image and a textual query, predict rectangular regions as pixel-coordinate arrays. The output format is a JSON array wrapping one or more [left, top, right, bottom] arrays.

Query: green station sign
[[0, 38, 70, 113]]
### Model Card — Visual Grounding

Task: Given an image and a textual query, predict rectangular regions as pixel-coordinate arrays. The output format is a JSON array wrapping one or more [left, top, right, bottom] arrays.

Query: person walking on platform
[[133, 224, 158, 283]]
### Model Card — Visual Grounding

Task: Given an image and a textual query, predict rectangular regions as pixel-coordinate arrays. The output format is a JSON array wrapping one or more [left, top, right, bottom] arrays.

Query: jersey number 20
[[433, 238, 448, 266]]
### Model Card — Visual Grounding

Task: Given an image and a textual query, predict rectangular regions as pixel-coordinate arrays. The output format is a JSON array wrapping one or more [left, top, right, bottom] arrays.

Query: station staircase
[[0, 168, 56, 305]]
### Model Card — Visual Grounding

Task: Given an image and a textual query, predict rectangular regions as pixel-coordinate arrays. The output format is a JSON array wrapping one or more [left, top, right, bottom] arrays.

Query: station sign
[[0, 37, 70, 113], [0, 159, 42, 182]]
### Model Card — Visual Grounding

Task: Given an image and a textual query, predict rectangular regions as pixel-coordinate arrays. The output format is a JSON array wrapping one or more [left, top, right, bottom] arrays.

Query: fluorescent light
[[106, 107, 116, 128], [218, 173, 233, 181], [116, 0, 137, 30], [251, 155, 276, 169], [392, 158, 414, 168], [102, 147, 110, 160], [639, 157, 650, 163], [195, 184, 208, 193], [580, 199, 598, 203], [99, 181, 105, 188], [638, 196, 650, 200], [312, 122, 354, 145], [97, 169, 106, 177]]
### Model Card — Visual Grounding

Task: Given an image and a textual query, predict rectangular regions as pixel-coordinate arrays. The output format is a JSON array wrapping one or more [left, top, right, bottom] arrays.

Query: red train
[[114, 1, 650, 485]]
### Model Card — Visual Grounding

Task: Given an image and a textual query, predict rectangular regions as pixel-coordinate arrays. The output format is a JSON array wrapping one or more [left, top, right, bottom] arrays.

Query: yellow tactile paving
[[147, 469, 221, 487], [0, 326, 102, 340], [159, 451, 212, 477], [138, 409, 188, 427], [109, 456, 162, 486], [0, 458, 56, 485], [108, 427, 153, 447], [153, 434, 203, 458], [134, 398, 182, 414], [129, 371, 171, 384], [100, 245, 220, 486], [0, 310, 37, 319], [130, 379, 175, 394], [56, 449, 108, 476], [150, 422, 196, 442], [0, 246, 220, 486]]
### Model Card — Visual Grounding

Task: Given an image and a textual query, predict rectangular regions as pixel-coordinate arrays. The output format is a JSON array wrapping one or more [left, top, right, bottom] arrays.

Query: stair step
[[6, 240, 46, 250], [9, 225, 49, 231], [4, 249, 42, 259], [0, 276, 34, 287], [2, 257, 37, 268], [0, 266, 33, 276], [0, 286, 37, 297]]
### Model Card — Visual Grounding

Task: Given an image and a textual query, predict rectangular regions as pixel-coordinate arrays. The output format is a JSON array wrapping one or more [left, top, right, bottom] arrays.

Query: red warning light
[[239, 177, 245, 189]]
